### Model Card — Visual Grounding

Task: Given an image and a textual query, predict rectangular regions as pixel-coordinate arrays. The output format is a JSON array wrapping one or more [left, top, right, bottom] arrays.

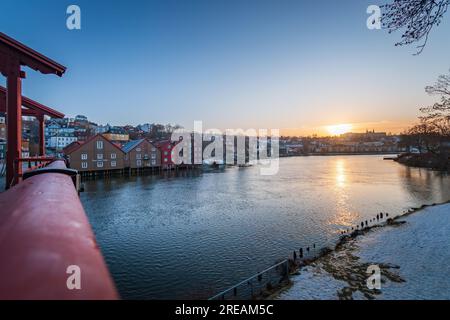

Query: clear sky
[[1, 0, 449, 135]]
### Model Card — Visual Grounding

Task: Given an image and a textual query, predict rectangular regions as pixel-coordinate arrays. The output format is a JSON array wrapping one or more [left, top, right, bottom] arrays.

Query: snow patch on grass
[[277, 203, 450, 300]]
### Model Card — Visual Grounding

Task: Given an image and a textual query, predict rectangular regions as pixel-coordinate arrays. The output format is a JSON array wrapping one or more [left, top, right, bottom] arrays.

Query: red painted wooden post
[[37, 113, 45, 156], [6, 59, 23, 188]]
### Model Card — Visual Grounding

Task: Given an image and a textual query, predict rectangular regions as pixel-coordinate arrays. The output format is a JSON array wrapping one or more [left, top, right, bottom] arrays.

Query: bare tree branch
[[419, 69, 450, 137], [382, 0, 449, 54]]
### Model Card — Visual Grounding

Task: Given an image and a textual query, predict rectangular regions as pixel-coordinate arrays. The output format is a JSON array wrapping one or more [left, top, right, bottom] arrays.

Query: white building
[[47, 135, 78, 150], [95, 124, 111, 135]]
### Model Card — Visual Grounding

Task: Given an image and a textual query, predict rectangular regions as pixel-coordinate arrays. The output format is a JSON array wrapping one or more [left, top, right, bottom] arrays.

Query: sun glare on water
[[326, 124, 353, 136]]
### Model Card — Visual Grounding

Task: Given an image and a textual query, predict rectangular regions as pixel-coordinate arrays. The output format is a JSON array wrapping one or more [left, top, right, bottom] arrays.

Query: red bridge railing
[[18, 156, 54, 172], [0, 160, 118, 299]]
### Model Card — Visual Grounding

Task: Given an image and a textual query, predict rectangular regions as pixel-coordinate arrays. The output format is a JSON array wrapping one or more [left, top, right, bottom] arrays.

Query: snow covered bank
[[277, 203, 450, 300]]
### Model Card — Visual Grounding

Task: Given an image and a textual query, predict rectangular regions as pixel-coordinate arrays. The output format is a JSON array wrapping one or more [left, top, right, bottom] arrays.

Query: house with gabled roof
[[64, 134, 125, 172], [122, 139, 161, 169]]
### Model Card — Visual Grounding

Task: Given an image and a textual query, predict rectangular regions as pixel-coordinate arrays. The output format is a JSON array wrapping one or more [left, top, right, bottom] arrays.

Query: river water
[[81, 155, 450, 299]]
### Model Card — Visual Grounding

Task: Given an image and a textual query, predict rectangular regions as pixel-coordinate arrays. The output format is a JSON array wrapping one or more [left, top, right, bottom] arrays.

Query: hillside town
[[279, 130, 404, 156], [0, 112, 413, 176]]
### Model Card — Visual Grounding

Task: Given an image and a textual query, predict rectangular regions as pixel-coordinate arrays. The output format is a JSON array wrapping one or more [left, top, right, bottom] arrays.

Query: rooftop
[[122, 139, 145, 153]]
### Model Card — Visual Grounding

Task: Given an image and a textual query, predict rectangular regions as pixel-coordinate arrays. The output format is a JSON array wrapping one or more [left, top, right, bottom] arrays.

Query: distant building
[[95, 124, 111, 135], [122, 139, 161, 169], [103, 127, 129, 143], [22, 139, 30, 158], [64, 134, 125, 172], [155, 140, 178, 168], [74, 129, 91, 142], [44, 122, 60, 137], [47, 134, 78, 151], [74, 115, 88, 123], [137, 123, 153, 133], [285, 143, 304, 155], [342, 130, 387, 142]]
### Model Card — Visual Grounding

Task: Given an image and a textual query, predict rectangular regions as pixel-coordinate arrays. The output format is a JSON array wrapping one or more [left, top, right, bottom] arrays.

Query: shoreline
[[280, 152, 400, 157], [268, 200, 450, 300]]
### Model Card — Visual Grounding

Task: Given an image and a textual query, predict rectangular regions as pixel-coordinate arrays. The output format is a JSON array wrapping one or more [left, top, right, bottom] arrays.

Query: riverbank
[[395, 152, 450, 171], [274, 202, 450, 300]]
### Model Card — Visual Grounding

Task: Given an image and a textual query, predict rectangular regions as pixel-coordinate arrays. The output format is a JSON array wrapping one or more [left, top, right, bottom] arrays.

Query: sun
[[326, 124, 353, 136]]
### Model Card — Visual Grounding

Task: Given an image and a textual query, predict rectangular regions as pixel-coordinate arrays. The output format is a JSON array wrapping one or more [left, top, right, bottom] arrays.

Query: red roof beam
[[0, 32, 66, 77]]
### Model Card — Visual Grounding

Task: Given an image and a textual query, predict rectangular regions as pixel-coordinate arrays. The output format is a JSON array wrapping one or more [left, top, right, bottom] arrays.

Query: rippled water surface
[[81, 156, 450, 299]]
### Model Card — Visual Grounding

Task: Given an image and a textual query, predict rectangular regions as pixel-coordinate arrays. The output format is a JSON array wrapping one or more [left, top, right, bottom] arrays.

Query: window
[[164, 158, 168, 162], [111, 153, 116, 159], [97, 161, 104, 168], [151, 147, 156, 152], [136, 153, 142, 159], [151, 160, 156, 165], [136, 160, 142, 166], [81, 162, 88, 169], [111, 161, 116, 167], [81, 153, 88, 160], [97, 154, 103, 160], [96, 141, 103, 149], [136, 147, 141, 152], [151, 154, 156, 159], [164, 151, 168, 155]]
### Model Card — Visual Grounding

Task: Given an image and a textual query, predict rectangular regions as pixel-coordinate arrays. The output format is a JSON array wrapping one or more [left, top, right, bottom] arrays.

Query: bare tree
[[420, 69, 450, 137], [406, 120, 441, 153], [382, 0, 449, 54]]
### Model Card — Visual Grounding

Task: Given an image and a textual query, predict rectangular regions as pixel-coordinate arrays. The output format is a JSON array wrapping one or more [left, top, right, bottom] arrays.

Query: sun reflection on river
[[331, 158, 358, 229], [335, 159, 346, 188]]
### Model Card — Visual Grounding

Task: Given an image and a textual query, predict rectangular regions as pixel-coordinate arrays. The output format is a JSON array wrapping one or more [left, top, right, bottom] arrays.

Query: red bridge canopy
[[1, 32, 67, 187], [0, 32, 66, 77]]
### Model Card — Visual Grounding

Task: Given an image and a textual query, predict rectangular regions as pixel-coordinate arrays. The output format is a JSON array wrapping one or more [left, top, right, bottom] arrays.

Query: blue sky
[[1, 0, 449, 135]]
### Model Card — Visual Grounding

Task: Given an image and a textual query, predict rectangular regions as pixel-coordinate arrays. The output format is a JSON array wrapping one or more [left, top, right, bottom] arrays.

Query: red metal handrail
[[12, 157, 56, 184], [0, 160, 118, 299]]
